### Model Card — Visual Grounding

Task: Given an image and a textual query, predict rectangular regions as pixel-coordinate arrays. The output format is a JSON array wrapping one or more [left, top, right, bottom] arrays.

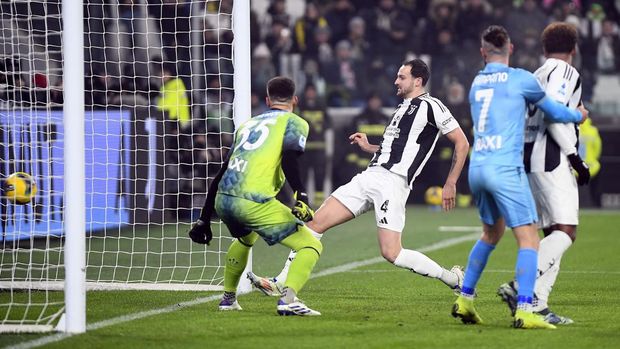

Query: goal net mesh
[[0, 0, 236, 332]]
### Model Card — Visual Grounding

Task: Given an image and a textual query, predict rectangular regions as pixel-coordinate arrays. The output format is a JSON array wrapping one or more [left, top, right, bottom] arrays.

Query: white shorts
[[331, 166, 410, 232], [528, 163, 579, 228]]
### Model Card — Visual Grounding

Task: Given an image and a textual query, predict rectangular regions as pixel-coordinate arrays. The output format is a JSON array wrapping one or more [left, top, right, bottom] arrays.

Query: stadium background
[[1, 0, 619, 219]]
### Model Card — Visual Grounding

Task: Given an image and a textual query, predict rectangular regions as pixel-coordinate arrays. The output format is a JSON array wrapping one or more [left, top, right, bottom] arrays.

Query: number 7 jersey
[[469, 62, 546, 168], [218, 109, 309, 203]]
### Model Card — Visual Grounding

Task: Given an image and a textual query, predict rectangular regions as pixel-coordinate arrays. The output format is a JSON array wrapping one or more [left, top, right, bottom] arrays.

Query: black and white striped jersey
[[369, 92, 460, 188], [524, 58, 582, 173]]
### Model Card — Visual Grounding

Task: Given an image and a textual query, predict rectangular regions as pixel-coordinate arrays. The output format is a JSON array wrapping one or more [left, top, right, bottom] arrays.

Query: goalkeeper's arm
[[282, 150, 314, 222], [189, 149, 230, 245], [199, 151, 230, 223]]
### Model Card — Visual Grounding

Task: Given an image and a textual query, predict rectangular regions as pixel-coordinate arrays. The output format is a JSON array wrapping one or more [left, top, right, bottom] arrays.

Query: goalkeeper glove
[[292, 192, 314, 222], [188, 219, 213, 245], [567, 153, 590, 186]]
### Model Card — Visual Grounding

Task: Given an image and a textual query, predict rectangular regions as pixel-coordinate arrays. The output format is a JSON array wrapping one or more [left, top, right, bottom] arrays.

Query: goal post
[[0, 0, 251, 333], [63, 0, 86, 334]]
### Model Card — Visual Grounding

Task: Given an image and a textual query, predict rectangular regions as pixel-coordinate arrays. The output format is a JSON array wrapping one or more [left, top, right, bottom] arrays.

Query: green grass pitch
[[2, 207, 620, 348]]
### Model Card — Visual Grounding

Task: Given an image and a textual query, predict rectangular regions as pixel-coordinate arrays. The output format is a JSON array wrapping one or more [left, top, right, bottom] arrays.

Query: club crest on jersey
[[299, 135, 306, 148]]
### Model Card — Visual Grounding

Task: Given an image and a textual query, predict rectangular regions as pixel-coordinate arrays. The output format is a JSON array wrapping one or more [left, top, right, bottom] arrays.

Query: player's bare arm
[[349, 132, 380, 153], [442, 127, 469, 211]]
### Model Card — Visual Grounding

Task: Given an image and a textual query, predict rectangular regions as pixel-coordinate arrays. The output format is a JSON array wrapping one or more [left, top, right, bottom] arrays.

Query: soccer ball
[[424, 186, 443, 206], [3, 172, 37, 205]]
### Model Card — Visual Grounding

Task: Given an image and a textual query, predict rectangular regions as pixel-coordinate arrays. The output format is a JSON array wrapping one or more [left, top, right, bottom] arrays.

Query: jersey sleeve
[[518, 69, 546, 104], [283, 114, 309, 152], [432, 101, 460, 135]]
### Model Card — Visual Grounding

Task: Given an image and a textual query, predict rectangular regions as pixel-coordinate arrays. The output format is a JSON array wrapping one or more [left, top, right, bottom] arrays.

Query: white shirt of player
[[369, 93, 460, 187], [525, 58, 582, 173]]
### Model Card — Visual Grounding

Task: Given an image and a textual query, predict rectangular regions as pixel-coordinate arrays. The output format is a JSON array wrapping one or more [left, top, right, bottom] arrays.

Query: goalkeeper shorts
[[215, 193, 302, 245]]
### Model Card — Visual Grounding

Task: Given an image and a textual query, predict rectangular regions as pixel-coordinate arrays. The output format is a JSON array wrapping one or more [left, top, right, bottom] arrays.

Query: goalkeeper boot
[[536, 308, 574, 325], [247, 271, 283, 297], [277, 299, 321, 316], [497, 281, 518, 316], [218, 291, 242, 311], [449, 265, 465, 295], [451, 295, 483, 324], [513, 309, 557, 329]]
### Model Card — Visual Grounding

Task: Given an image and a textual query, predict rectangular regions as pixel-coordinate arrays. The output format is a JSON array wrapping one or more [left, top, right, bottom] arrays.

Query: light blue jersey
[[469, 62, 582, 168], [468, 62, 582, 227]]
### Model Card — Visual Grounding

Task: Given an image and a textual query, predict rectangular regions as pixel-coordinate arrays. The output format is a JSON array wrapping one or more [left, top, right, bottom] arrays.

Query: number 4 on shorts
[[381, 200, 389, 212]]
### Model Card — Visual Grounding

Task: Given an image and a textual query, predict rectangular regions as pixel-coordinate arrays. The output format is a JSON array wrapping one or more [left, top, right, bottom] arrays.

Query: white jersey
[[524, 58, 582, 173], [369, 93, 460, 188]]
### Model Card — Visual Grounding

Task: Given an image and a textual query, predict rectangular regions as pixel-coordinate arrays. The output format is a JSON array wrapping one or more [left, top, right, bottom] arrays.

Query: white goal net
[[0, 0, 247, 333]]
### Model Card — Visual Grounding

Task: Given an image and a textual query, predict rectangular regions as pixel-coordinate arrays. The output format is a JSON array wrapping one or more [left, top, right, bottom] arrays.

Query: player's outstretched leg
[[452, 295, 483, 324]]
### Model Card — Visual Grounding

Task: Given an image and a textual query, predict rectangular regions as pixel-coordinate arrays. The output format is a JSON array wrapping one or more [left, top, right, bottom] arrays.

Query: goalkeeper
[[188, 76, 321, 316]]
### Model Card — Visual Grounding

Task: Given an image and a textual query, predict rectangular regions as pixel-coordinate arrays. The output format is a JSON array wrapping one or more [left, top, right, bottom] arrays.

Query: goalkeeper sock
[[275, 227, 322, 283], [515, 248, 538, 312], [223, 239, 251, 293], [534, 230, 572, 311], [281, 287, 297, 304], [461, 239, 495, 296], [393, 249, 448, 282], [280, 226, 323, 294], [222, 291, 236, 302]]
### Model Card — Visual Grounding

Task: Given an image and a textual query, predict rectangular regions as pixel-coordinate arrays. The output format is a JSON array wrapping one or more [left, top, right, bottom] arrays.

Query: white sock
[[274, 228, 322, 283], [393, 249, 456, 287], [534, 230, 572, 311]]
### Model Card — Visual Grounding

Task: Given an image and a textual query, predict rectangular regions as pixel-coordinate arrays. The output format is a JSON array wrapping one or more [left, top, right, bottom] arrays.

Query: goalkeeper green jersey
[[218, 109, 309, 203]]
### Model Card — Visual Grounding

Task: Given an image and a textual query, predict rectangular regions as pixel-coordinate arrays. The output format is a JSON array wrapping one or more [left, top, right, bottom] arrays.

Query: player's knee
[[560, 226, 577, 242], [551, 224, 577, 242], [380, 247, 399, 264]]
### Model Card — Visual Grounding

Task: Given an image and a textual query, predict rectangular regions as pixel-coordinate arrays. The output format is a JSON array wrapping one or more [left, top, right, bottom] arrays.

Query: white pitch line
[[7, 233, 479, 349], [438, 226, 482, 233]]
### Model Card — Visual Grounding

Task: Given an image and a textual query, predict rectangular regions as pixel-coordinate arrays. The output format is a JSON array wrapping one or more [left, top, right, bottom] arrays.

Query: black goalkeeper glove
[[188, 219, 213, 245], [567, 153, 590, 186], [291, 192, 314, 222]]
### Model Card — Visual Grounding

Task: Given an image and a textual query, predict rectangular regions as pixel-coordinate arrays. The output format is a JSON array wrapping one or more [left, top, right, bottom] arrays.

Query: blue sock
[[461, 240, 496, 296], [515, 248, 538, 306]]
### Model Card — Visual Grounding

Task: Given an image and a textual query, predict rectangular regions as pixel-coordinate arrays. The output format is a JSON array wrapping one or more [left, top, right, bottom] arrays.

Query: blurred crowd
[[249, 0, 620, 112]]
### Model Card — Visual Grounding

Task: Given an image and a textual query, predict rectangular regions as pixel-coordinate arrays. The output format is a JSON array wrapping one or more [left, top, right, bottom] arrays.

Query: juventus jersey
[[524, 58, 582, 173], [369, 93, 460, 188]]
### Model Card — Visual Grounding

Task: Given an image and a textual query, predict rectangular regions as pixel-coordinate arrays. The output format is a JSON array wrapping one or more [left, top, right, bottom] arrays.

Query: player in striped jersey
[[451, 25, 587, 330], [248, 59, 471, 297], [497, 22, 590, 325]]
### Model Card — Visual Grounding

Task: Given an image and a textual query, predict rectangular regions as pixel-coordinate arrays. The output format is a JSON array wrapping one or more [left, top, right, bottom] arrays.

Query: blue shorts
[[468, 165, 538, 228]]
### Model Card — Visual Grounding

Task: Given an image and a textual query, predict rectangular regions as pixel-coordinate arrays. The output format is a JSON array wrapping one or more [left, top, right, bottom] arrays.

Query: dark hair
[[542, 22, 578, 54], [267, 76, 296, 103], [481, 25, 510, 55], [403, 58, 430, 86]]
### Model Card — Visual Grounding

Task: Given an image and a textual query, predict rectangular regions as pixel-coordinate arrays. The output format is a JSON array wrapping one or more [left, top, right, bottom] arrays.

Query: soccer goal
[[0, 0, 250, 333]]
